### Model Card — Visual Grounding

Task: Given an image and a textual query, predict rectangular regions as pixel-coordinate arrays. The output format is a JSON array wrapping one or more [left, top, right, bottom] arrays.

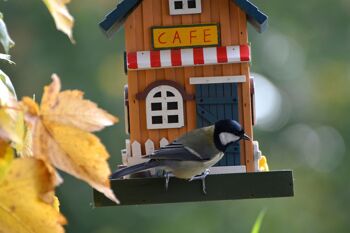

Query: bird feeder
[[93, 0, 294, 207]]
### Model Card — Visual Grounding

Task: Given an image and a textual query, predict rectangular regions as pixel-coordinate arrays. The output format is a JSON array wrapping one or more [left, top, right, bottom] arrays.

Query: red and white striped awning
[[127, 45, 250, 70]]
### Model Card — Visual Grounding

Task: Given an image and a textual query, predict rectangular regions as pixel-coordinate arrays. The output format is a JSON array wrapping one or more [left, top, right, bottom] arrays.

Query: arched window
[[146, 85, 184, 129]]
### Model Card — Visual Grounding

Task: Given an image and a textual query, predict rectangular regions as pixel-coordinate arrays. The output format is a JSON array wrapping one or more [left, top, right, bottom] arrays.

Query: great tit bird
[[111, 119, 251, 193]]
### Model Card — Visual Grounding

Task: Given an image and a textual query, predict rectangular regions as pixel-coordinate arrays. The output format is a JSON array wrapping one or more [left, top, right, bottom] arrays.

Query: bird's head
[[213, 119, 251, 152]]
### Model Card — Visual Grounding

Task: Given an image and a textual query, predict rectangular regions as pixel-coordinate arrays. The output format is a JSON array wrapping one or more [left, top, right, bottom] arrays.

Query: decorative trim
[[126, 139, 131, 157], [131, 141, 142, 157], [123, 138, 170, 159], [190, 75, 246, 85], [136, 80, 194, 100], [160, 138, 169, 148], [127, 45, 251, 70], [210, 166, 247, 174], [121, 149, 128, 165], [145, 139, 155, 155]]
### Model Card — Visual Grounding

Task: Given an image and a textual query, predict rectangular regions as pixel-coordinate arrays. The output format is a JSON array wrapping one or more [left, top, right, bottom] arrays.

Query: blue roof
[[234, 0, 268, 33], [100, 0, 142, 37], [100, 0, 268, 38]]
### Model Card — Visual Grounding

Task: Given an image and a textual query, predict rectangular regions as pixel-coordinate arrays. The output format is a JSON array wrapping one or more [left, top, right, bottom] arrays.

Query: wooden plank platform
[[93, 170, 294, 207]]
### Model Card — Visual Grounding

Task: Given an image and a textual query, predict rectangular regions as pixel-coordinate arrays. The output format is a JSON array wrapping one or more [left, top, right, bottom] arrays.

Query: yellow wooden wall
[[124, 0, 254, 171]]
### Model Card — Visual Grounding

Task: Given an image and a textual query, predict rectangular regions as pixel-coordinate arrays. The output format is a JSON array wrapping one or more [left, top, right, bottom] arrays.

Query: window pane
[[168, 115, 179, 123], [166, 91, 175, 97], [151, 103, 162, 111], [154, 92, 161, 98], [174, 1, 183, 9], [152, 116, 163, 124], [167, 102, 178, 110], [188, 0, 196, 8]]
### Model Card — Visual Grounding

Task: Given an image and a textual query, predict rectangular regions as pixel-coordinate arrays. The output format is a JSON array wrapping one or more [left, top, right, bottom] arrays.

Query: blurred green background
[[1, 0, 350, 232]]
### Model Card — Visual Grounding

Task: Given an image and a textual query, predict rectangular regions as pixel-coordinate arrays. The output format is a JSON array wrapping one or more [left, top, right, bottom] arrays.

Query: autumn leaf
[[0, 13, 15, 54], [53, 196, 61, 212], [0, 157, 66, 233], [0, 108, 16, 142], [0, 71, 31, 156], [23, 74, 119, 203], [0, 108, 31, 156], [0, 140, 14, 182], [40, 76, 118, 132], [42, 0, 75, 43]]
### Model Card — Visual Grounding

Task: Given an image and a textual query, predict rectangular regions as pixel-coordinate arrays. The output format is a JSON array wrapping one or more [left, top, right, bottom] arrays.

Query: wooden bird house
[[94, 0, 294, 206]]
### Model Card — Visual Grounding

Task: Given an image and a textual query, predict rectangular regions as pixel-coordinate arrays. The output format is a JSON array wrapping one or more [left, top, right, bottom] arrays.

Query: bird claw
[[189, 169, 210, 194], [164, 172, 171, 192]]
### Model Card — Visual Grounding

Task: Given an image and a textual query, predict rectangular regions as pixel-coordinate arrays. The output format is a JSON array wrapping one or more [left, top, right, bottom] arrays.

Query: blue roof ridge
[[100, 0, 268, 38]]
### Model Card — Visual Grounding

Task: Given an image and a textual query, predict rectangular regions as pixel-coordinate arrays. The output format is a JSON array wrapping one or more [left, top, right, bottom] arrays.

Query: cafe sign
[[152, 24, 220, 49]]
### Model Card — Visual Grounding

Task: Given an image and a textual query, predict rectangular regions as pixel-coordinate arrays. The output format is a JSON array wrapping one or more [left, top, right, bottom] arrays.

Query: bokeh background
[[1, 0, 350, 232]]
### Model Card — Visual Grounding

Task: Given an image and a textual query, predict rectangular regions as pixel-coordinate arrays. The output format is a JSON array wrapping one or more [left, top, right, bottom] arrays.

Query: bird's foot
[[189, 169, 210, 194], [164, 172, 172, 192], [189, 169, 210, 181]]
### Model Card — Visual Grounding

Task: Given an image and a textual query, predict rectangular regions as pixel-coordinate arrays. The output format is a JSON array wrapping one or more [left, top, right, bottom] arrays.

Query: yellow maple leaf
[[0, 106, 26, 147], [0, 140, 14, 182], [53, 196, 61, 212], [40, 75, 118, 132], [0, 108, 32, 157], [42, 0, 75, 43], [23, 74, 119, 203], [0, 108, 15, 141], [0, 157, 67, 233]]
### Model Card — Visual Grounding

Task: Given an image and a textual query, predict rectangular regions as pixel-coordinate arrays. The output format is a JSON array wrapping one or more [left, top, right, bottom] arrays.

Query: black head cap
[[213, 119, 250, 151]]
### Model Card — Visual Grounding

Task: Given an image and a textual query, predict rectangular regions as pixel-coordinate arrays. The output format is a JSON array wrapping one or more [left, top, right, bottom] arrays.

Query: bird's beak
[[243, 133, 252, 141]]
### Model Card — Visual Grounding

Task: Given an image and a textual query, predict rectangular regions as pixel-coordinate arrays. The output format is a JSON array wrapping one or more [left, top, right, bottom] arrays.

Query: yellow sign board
[[152, 24, 220, 49]]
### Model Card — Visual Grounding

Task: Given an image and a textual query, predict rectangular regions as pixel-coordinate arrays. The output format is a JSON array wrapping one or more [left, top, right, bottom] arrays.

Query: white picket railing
[[121, 138, 170, 166]]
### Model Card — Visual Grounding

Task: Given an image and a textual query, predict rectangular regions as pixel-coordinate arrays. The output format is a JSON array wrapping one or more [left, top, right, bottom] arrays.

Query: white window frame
[[146, 85, 185, 129], [169, 0, 202, 15]]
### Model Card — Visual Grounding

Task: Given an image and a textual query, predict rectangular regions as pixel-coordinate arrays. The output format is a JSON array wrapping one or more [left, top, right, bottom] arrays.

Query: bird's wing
[[174, 126, 218, 160], [147, 143, 207, 161], [147, 125, 218, 161]]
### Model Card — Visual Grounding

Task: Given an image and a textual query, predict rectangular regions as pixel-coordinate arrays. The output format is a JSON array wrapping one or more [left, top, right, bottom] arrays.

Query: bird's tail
[[110, 160, 161, 180]]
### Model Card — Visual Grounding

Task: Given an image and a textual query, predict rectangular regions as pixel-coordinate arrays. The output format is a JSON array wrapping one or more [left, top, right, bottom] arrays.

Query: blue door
[[195, 83, 241, 166]]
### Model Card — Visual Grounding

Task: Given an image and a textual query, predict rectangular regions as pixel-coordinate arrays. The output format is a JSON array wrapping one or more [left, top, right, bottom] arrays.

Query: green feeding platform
[[93, 170, 294, 207]]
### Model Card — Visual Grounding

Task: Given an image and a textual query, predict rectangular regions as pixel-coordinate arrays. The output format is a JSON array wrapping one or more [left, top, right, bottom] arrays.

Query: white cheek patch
[[219, 133, 240, 146]]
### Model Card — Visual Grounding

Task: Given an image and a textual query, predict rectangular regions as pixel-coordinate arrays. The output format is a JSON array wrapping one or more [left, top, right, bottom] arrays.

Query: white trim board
[[210, 166, 247, 175], [190, 75, 246, 85]]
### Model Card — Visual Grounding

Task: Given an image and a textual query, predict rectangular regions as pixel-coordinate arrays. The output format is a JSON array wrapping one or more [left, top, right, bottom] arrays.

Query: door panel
[[196, 83, 240, 166]]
